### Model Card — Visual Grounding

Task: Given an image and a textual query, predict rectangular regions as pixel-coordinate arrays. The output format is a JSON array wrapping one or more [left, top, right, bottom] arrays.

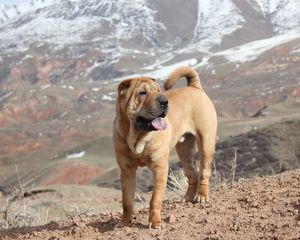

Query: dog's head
[[117, 77, 168, 131]]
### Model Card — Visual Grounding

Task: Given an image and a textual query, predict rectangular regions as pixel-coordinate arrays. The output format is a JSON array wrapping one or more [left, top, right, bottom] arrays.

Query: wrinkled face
[[117, 77, 168, 131]]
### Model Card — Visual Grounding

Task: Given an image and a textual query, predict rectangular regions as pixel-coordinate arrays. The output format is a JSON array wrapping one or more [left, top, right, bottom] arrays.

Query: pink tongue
[[151, 117, 167, 130]]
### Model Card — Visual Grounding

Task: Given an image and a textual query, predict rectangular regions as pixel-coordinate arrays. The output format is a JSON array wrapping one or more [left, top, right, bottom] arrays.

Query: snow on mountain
[[1, 0, 300, 54], [247, 0, 300, 34], [192, 0, 244, 49], [0, 0, 58, 23], [202, 31, 300, 63], [0, 0, 165, 54]]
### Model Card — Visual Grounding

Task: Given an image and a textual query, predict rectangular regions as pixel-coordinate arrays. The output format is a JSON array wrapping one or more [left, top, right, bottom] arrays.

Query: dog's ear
[[149, 77, 157, 82], [118, 78, 133, 96], [148, 77, 161, 92]]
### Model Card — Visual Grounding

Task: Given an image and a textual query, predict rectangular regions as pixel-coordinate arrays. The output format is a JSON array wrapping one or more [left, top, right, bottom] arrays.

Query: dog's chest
[[133, 156, 149, 167], [127, 130, 154, 155], [130, 148, 159, 167]]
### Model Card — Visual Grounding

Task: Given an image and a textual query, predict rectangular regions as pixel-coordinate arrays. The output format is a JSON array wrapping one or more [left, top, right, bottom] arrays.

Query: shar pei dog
[[113, 66, 217, 229]]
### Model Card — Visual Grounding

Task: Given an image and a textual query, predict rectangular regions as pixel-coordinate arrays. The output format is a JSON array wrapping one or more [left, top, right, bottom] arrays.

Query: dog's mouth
[[135, 111, 167, 131]]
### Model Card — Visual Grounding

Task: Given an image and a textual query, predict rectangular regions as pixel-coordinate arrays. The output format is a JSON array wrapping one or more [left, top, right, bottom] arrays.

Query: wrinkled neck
[[127, 124, 155, 155]]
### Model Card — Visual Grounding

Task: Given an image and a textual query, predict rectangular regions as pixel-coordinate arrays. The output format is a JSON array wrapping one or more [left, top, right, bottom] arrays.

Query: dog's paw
[[149, 221, 164, 230], [114, 219, 132, 229], [193, 193, 209, 204], [183, 193, 197, 203]]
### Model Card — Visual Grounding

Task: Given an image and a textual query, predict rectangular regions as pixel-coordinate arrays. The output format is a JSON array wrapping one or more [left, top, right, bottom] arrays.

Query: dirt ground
[[1, 169, 299, 240]]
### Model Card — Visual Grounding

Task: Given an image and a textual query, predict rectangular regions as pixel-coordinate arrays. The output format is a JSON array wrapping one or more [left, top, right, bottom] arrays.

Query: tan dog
[[113, 66, 217, 229]]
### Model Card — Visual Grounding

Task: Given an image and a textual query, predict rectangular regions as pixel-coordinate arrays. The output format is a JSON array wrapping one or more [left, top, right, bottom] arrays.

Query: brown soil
[[1, 169, 299, 240]]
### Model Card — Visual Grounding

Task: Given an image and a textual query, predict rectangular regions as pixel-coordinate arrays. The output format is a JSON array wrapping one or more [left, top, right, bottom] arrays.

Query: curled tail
[[164, 66, 202, 90]]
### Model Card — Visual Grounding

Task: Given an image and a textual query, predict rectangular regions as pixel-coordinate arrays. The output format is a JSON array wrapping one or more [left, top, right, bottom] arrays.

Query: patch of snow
[[290, 48, 300, 55], [23, 54, 34, 60], [213, 32, 300, 62], [41, 84, 51, 90], [66, 151, 86, 160], [92, 87, 100, 92], [36, 42, 45, 48], [193, 56, 211, 68], [85, 61, 103, 77], [102, 92, 116, 101], [60, 85, 74, 90], [140, 58, 199, 80], [212, 84, 220, 89]]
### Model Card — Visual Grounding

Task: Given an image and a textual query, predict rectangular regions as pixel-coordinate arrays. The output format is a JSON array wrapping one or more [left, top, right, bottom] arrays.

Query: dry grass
[[0, 165, 50, 230], [167, 168, 188, 197], [167, 149, 239, 198], [0, 201, 50, 230]]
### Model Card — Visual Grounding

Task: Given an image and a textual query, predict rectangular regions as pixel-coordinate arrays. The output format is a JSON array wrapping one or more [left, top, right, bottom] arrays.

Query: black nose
[[158, 95, 168, 108]]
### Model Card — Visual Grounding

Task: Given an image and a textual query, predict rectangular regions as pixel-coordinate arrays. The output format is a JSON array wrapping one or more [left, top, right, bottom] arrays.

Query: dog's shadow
[[89, 219, 148, 232]]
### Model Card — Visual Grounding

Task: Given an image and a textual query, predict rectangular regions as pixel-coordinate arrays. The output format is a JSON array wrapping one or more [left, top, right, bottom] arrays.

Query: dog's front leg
[[148, 161, 168, 229], [120, 166, 137, 225]]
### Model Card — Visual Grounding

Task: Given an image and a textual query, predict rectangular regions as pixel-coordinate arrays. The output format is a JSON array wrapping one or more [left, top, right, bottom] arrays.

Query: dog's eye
[[139, 91, 147, 96]]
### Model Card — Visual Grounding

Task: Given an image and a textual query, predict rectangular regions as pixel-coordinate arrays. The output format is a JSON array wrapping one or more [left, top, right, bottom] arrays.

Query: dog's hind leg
[[176, 134, 199, 202], [194, 134, 216, 203]]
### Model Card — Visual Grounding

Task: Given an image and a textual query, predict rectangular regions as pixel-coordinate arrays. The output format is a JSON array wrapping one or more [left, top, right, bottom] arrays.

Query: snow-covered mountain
[[0, 0, 300, 83], [1, 0, 300, 50]]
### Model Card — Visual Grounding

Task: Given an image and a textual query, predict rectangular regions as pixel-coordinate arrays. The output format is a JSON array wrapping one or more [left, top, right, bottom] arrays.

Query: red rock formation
[[42, 162, 100, 185]]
